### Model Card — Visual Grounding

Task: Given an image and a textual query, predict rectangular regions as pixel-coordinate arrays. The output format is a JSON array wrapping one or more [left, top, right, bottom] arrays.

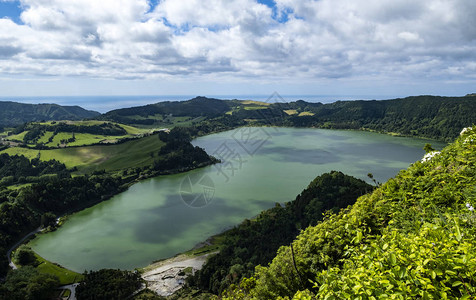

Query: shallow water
[[29, 128, 445, 272]]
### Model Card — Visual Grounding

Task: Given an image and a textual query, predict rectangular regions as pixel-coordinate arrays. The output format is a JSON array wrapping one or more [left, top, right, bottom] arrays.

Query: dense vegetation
[[0, 101, 99, 127], [220, 127, 476, 299], [0, 153, 69, 187], [0, 266, 59, 300], [76, 269, 142, 300], [153, 127, 218, 173], [13, 245, 37, 266], [188, 172, 372, 295]]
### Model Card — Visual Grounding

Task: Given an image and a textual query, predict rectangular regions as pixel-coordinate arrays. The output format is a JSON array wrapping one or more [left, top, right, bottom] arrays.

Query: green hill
[[4, 120, 152, 148], [220, 127, 476, 299], [0, 101, 100, 127], [300, 95, 476, 141], [238, 95, 476, 142], [98, 95, 476, 142], [99, 96, 233, 126]]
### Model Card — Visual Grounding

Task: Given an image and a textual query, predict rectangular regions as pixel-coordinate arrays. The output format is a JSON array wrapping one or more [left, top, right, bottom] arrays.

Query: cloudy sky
[[0, 0, 475, 99]]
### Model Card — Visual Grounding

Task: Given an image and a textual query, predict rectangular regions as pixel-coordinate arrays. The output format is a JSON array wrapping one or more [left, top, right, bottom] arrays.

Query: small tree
[[423, 143, 434, 153], [367, 173, 379, 186]]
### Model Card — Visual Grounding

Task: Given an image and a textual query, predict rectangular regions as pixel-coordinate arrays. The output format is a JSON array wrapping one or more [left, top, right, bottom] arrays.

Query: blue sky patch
[[147, 0, 159, 14], [257, 0, 275, 8], [0, 1, 23, 24], [257, 0, 293, 23]]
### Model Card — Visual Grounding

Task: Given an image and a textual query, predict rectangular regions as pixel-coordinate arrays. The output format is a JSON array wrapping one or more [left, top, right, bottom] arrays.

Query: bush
[[14, 245, 37, 266]]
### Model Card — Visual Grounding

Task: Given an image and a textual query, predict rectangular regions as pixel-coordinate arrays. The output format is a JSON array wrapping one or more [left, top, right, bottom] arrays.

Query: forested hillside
[[283, 95, 476, 141], [187, 172, 372, 295], [99, 97, 232, 126], [222, 127, 476, 299], [97, 95, 476, 142], [0, 102, 99, 127]]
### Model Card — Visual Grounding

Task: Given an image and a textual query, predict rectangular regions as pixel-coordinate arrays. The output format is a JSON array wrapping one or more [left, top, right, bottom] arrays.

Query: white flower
[[460, 127, 473, 136], [467, 203, 474, 211], [421, 151, 441, 163], [464, 138, 474, 144]]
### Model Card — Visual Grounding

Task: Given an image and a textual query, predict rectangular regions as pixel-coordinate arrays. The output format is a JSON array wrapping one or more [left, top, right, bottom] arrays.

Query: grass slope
[[34, 252, 83, 285], [5, 121, 155, 148], [1, 134, 164, 172]]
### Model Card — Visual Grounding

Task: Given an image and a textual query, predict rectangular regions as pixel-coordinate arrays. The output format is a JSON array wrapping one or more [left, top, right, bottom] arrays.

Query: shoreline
[[141, 252, 217, 297]]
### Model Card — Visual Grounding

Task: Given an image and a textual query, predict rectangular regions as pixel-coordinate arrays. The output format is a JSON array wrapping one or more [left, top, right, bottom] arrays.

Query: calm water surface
[[29, 128, 445, 272]]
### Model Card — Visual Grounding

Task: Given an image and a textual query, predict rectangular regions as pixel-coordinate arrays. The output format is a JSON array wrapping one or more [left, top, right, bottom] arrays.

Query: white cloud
[[0, 0, 474, 90]]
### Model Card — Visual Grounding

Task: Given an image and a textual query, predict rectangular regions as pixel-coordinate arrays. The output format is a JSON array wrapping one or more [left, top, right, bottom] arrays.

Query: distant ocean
[[0, 94, 392, 113]]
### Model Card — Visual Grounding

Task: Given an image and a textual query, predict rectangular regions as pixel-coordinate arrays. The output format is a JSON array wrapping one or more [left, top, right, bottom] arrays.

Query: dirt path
[[142, 253, 216, 297]]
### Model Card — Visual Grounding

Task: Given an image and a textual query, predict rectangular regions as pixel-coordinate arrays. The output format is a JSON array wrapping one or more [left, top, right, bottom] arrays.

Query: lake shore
[[141, 252, 217, 297]]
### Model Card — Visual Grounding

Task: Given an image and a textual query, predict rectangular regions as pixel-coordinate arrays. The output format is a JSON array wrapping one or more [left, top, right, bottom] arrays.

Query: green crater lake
[[29, 128, 445, 272]]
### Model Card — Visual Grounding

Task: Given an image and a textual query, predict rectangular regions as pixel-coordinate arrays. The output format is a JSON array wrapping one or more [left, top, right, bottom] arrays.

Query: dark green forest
[[0, 154, 69, 188], [187, 171, 372, 295], [76, 269, 143, 300], [282, 95, 476, 141], [0, 266, 59, 300]]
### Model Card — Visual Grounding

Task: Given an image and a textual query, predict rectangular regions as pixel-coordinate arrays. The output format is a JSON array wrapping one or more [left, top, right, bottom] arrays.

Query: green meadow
[[34, 252, 83, 285], [4, 121, 155, 148], [1, 134, 164, 173]]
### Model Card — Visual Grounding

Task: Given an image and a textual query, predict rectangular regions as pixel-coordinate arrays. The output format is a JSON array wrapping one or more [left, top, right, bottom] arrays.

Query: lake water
[[29, 128, 445, 272]]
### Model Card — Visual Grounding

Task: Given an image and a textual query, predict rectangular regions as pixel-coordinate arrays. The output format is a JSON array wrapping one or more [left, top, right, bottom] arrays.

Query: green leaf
[[390, 253, 397, 265], [452, 281, 463, 287], [454, 218, 462, 241]]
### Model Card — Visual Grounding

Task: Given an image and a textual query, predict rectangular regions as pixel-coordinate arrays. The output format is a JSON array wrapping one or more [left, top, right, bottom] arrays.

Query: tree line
[[16, 122, 127, 144], [0, 154, 69, 188]]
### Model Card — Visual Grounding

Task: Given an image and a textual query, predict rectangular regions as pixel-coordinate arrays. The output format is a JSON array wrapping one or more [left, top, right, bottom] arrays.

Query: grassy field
[[298, 111, 315, 116], [1, 134, 165, 172], [5, 121, 156, 148], [34, 252, 83, 285], [6, 131, 27, 141], [243, 106, 268, 110], [36, 131, 54, 144], [240, 100, 270, 106], [46, 132, 73, 147], [284, 109, 298, 115]]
